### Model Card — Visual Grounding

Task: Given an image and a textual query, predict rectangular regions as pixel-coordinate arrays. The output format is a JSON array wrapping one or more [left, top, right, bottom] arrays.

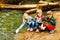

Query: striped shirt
[[35, 15, 45, 23]]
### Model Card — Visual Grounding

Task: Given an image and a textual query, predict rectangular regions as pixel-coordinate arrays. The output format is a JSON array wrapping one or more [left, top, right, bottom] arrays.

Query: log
[[1, 4, 37, 9], [48, 2, 59, 5], [1, 4, 48, 9], [25, 8, 37, 13], [39, 1, 59, 5], [1, 2, 60, 9]]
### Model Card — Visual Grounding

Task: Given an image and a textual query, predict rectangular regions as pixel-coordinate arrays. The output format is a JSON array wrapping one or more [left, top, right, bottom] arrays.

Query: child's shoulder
[[50, 15, 55, 21]]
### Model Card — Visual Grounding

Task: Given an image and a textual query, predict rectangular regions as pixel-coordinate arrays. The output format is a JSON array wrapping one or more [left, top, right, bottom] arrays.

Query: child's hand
[[38, 22, 42, 23], [29, 22, 31, 24], [50, 20, 53, 22], [42, 22, 44, 24]]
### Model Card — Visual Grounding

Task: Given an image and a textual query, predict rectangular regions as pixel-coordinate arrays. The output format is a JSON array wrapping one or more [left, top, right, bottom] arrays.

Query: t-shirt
[[35, 15, 45, 23], [44, 24, 54, 30]]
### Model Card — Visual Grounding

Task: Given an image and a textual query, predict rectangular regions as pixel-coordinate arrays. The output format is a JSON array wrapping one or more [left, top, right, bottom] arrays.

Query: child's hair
[[36, 9, 42, 14], [47, 11, 53, 15], [23, 12, 29, 22]]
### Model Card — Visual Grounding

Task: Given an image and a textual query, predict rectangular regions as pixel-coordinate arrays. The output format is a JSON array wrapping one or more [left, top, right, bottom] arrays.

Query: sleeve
[[42, 16, 45, 21], [34, 16, 37, 20], [19, 21, 25, 30], [28, 16, 33, 22]]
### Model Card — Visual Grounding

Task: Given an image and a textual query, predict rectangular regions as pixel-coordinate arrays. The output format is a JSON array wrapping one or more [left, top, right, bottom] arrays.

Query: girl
[[34, 9, 46, 32], [15, 12, 35, 33]]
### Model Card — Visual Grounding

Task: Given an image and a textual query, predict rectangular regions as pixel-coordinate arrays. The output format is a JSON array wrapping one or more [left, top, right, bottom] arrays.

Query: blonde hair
[[36, 9, 42, 14], [23, 12, 29, 22], [47, 11, 53, 15]]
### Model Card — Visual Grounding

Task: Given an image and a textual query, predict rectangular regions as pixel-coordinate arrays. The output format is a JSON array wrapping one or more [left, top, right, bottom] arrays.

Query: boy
[[44, 11, 56, 33], [46, 11, 56, 27], [35, 9, 46, 32]]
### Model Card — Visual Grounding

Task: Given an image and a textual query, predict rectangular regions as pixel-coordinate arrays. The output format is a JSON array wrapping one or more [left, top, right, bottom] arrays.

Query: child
[[15, 12, 35, 33], [44, 11, 56, 33], [46, 11, 56, 28], [34, 9, 46, 32]]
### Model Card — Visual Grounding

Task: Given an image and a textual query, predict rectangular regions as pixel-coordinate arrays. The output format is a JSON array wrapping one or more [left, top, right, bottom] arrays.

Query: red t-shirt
[[44, 24, 54, 30]]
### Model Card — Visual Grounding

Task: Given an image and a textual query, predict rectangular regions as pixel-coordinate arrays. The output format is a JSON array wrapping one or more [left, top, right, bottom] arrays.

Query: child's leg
[[30, 21, 35, 31], [40, 24, 46, 30], [35, 22, 40, 32], [25, 22, 30, 31], [31, 21, 35, 28], [30, 18, 35, 31], [35, 22, 39, 29], [52, 22, 56, 28]]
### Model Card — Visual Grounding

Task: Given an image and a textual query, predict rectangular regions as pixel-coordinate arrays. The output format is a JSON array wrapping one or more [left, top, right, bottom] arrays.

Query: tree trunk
[[1, 1, 60, 11], [25, 8, 37, 13]]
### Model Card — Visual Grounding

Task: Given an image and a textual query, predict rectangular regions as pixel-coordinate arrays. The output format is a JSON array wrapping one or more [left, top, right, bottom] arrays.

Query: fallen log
[[1, 1, 60, 10], [1, 4, 48, 9], [1, 4, 37, 9], [25, 8, 37, 13], [39, 1, 59, 5], [49, 2, 59, 5]]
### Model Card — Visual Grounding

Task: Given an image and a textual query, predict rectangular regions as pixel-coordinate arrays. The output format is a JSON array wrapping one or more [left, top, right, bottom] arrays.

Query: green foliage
[[5, 0, 22, 4], [22, 0, 39, 4], [0, 10, 24, 40], [5, 0, 60, 4], [5, 0, 39, 4], [51, 8, 60, 11], [0, 9, 38, 40]]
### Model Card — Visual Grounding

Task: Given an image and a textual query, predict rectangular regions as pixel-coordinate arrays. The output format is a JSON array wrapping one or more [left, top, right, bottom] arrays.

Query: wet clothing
[[44, 24, 54, 30], [46, 16, 56, 27], [35, 15, 45, 23], [34, 15, 46, 29], [19, 16, 35, 30]]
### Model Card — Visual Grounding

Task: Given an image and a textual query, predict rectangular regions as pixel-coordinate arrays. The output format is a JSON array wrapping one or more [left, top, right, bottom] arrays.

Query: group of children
[[15, 9, 56, 34]]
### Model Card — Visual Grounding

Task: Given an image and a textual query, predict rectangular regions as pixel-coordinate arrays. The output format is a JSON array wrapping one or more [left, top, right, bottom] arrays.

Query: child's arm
[[34, 16, 40, 22], [28, 16, 34, 24], [34, 16, 37, 21], [15, 21, 25, 33], [19, 22, 25, 30]]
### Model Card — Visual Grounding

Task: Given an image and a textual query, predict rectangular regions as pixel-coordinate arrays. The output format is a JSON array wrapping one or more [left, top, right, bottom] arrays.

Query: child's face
[[47, 11, 52, 18], [24, 16, 29, 20], [47, 15, 52, 18], [36, 9, 42, 17], [24, 13, 29, 20], [37, 13, 42, 17]]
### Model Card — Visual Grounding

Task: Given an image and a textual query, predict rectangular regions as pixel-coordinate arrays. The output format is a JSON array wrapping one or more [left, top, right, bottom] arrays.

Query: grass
[[0, 9, 24, 40], [0, 9, 37, 40], [0, 9, 48, 40]]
